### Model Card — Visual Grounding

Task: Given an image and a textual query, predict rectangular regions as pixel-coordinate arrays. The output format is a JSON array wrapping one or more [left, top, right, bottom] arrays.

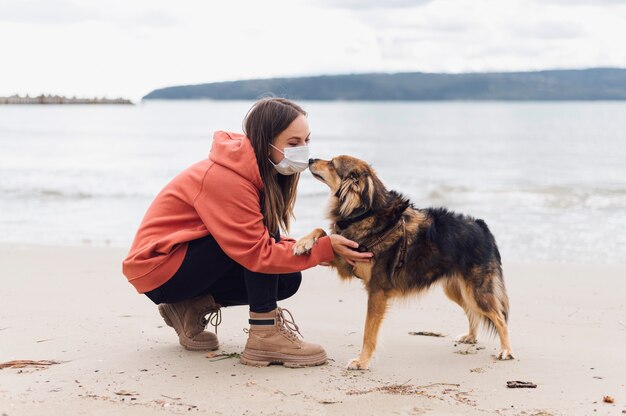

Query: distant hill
[[143, 68, 626, 101]]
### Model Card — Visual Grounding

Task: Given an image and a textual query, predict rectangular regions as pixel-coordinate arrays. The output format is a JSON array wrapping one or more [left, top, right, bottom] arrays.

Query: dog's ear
[[337, 171, 375, 216], [359, 174, 376, 210]]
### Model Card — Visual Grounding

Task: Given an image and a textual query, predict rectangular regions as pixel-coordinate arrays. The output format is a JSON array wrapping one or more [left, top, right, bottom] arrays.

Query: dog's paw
[[456, 333, 478, 344], [497, 349, 515, 360], [346, 358, 369, 370], [293, 237, 316, 256]]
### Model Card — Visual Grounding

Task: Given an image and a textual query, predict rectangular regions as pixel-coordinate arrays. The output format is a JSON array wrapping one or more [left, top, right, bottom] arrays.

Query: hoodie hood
[[209, 131, 264, 191]]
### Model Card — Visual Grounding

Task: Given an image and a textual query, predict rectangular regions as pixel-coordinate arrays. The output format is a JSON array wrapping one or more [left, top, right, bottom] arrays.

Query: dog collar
[[335, 209, 377, 230]]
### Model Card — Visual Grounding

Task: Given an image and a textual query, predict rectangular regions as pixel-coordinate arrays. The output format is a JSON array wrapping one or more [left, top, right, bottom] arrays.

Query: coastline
[[1, 243, 624, 415], [0, 95, 133, 105]]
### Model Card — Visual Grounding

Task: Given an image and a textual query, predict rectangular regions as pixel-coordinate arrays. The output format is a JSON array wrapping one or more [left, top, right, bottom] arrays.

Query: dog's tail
[[480, 270, 510, 339], [498, 273, 510, 324], [474, 219, 507, 331]]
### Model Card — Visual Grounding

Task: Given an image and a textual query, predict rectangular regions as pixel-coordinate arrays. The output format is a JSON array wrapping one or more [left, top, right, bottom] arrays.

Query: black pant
[[144, 235, 302, 313]]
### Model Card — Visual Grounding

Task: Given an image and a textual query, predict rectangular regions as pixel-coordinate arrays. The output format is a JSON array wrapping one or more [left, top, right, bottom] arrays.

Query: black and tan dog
[[294, 156, 514, 370]]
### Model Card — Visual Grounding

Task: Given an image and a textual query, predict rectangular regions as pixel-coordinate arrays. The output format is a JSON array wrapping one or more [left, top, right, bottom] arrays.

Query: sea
[[1, 100, 625, 264]]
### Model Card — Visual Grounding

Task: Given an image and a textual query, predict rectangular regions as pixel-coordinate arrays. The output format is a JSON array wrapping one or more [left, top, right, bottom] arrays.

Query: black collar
[[335, 209, 377, 230]]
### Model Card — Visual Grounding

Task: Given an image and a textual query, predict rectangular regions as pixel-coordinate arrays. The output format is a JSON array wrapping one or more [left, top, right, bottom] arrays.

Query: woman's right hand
[[328, 234, 373, 267]]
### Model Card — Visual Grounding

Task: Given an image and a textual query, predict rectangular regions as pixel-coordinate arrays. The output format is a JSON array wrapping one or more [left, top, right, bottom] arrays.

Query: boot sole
[[158, 304, 219, 351], [239, 348, 328, 368]]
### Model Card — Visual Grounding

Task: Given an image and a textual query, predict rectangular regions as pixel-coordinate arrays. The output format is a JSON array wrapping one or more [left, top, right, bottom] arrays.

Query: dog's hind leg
[[443, 278, 479, 344], [471, 276, 514, 360], [347, 290, 389, 370], [484, 310, 513, 360]]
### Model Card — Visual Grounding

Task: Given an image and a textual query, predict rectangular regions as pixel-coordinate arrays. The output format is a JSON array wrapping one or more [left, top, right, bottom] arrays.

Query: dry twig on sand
[[408, 331, 445, 337], [0, 360, 62, 369], [506, 381, 537, 388], [114, 390, 139, 396], [206, 352, 240, 361]]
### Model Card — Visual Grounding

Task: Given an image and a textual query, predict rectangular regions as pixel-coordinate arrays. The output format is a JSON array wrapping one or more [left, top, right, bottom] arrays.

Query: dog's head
[[309, 156, 387, 218]]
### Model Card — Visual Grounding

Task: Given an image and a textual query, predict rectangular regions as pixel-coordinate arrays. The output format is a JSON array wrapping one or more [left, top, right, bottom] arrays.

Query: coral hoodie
[[122, 131, 334, 293]]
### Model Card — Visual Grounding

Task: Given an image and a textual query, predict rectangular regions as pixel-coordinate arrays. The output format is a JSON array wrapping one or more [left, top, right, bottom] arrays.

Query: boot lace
[[277, 307, 303, 340], [200, 308, 222, 334]]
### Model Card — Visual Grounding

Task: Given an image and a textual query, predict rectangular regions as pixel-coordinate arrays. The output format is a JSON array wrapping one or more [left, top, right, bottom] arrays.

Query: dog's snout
[[308, 158, 315, 165]]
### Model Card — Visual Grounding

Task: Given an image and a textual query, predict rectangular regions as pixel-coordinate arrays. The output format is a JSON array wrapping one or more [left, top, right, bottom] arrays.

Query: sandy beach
[[1, 243, 624, 415]]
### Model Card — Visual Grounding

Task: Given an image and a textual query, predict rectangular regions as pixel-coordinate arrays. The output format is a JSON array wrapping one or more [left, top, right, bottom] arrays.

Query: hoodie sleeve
[[193, 164, 334, 274]]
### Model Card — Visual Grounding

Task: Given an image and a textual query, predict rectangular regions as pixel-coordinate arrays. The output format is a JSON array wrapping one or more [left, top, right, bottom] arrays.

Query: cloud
[[0, 0, 98, 24], [132, 10, 178, 27], [509, 20, 585, 39], [542, 0, 626, 4], [2, 0, 626, 100], [311, 0, 433, 10], [334, 0, 626, 74], [0, 0, 178, 27]]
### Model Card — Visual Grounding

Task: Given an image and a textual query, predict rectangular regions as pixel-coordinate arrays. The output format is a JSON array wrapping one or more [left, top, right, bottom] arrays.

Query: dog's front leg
[[347, 290, 389, 370], [293, 228, 327, 255]]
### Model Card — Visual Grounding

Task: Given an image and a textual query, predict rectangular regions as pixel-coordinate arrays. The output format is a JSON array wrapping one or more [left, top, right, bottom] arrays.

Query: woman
[[122, 97, 372, 367]]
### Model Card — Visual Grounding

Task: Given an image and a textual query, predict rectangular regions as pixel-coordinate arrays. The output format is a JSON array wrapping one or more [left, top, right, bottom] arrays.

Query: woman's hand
[[329, 234, 373, 267]]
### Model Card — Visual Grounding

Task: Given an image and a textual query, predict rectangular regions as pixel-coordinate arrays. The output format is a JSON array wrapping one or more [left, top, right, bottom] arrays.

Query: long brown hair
[[243, 97, 307, 236]]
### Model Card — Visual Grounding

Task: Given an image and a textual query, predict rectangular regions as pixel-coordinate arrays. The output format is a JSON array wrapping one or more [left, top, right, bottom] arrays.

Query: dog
[[294, 155, 513, 370]]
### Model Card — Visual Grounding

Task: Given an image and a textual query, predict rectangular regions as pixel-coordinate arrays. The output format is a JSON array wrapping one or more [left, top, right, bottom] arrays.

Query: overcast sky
[[1, 0, 626, 101]]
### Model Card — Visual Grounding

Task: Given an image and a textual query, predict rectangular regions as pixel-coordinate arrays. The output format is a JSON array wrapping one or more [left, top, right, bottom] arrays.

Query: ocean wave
[[4, 183, 625, 208], [421, 184, 626, 210], [426, 184, 626, 196], [294, 190, 331, 198], [0, 187, 148, 200]]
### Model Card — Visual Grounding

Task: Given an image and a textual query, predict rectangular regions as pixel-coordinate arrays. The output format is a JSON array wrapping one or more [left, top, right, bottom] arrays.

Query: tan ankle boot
[[158, 293, 221, 351], [240, 307, 327, 367]]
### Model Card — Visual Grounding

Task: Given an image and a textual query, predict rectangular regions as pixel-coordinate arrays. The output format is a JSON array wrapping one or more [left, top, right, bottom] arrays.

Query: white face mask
[[269, 143, 310, 175]]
